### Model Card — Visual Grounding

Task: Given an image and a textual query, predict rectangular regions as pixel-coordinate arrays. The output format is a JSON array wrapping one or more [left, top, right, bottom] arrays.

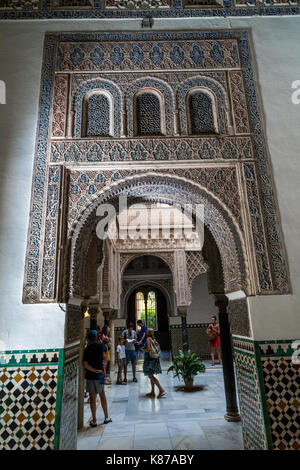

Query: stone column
[[77, 315, 85, 430], [178, 306, 189, 354], [108, 310, 117, 372], [174, 110, 180, 136], [215, 294, 241, 422], [103, 309, 110, 326], [89, 305, 98, 330], [144, 293, 148, 328]]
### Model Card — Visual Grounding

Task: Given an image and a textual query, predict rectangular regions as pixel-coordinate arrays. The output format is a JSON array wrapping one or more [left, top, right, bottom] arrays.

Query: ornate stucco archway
[[68, 173, 252, 303]]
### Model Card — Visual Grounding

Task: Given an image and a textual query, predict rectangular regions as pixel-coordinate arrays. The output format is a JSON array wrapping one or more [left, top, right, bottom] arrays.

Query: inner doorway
[[123, 254, 173, 356], [127, 286, 171, 352]]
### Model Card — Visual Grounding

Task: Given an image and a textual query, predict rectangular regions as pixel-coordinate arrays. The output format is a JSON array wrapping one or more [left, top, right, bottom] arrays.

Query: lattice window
[[52, 0, 94, 9], [188, 90, 216, 135], [135, 92, 162, 136], [136, 291, 157, 330], [182, 0, 224, 7], [85, 93, 111, 137], [136, 291, 145, 322]]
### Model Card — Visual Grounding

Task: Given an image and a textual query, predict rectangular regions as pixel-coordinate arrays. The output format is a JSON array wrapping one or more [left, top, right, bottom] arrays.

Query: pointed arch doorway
[[123, 254, 173, 355], [127, 286, 171, 352]]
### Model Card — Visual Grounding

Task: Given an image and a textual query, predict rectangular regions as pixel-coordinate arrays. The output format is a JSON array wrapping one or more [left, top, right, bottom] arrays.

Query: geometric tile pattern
[[0, 349, 63, 450], [233, 338, 300, 451], [259, 345, 300, 450], [59, 358, 79, 450], [233, 339, 268, 450]]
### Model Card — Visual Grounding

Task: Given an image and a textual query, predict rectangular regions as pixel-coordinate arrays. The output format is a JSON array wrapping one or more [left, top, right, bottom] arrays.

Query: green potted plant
[[168, 349, 206, 391]]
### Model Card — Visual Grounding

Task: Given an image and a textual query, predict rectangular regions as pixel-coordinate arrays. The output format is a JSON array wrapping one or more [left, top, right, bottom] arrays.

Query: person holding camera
[[122, 322, 138, 383]]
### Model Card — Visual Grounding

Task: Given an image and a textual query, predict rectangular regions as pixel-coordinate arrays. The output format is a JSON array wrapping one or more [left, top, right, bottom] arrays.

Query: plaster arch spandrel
[[68, 173, 253, 300]]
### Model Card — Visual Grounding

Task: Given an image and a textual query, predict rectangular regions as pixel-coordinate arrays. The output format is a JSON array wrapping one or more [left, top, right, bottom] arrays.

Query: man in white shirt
[[122, 322, 138, 383]]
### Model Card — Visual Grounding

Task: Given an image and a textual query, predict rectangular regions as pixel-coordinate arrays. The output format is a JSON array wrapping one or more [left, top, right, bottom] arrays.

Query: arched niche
[[186, 87, 219, 135], [82, 90, 113, 137], [126, 78, 175, 137], [134, 88, 165, 136], [73, 78, 122, 138], [177, 76, 229, 135]]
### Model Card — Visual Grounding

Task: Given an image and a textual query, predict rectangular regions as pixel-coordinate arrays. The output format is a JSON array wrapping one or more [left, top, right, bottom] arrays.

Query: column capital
[[214, 293, 229, 312], [177, 306, 188, 317]]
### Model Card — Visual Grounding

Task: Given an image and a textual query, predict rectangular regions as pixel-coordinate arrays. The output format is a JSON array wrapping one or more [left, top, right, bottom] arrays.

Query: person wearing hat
[[83, 329, 112, 426]]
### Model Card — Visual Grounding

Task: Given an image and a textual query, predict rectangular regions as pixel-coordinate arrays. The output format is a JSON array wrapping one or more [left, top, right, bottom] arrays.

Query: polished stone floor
[[77, 358, 243, 450]]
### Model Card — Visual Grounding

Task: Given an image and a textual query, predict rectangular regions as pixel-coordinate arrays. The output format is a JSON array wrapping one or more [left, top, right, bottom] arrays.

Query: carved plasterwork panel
[[186, 250, 208, 286], [23, 31, 290, 305]]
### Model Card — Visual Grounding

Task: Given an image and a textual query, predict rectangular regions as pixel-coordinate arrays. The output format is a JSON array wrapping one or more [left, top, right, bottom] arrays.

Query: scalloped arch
[[68, 173, 252, 299]]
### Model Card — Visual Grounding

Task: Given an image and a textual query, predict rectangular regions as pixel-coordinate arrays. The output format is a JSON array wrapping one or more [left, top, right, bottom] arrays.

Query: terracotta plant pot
[[184, 379, 194, 391]]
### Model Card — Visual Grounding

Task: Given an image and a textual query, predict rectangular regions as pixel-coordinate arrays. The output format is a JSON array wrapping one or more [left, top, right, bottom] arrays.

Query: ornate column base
[[224, 411, 241, 422]]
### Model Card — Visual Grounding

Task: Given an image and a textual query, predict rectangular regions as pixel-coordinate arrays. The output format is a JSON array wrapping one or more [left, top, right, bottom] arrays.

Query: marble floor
[[77, 358, 243, 450]]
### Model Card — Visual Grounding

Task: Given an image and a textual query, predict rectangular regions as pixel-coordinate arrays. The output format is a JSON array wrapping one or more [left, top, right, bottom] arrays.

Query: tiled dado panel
[[233, 337, 270, 450], [0, 349, 63, 450], [59, 356, 79, 450], [233, 337, 300, 451], [170, 324, 211, 359], [257, 341, 300, 451], [0, 348, 80, 450]]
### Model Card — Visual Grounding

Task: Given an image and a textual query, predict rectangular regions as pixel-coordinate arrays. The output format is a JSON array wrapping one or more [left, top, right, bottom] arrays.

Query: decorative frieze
[[1, 0, 300, 17], [105, 0, 171, 9], [50, 136, 253, 163], [229, 70, 250, 134], [0, 0, 40, 10], [52, 0, 93, 8], [41, 166, 62, 301], [243, 162, 273, 292], [52, 74, 68, 138], [56, 38, 240, 72]]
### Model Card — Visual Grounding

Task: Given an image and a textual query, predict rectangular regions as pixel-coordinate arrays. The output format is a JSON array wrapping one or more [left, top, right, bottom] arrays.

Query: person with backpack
[[142, 328, 166, 399]]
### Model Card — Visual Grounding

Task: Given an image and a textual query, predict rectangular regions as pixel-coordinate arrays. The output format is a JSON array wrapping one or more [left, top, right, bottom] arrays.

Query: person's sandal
[[146, 392, 155, 398], [103, 418, 112, 424], [157, 391, 167, 399], [89, 421, 97, 427]]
